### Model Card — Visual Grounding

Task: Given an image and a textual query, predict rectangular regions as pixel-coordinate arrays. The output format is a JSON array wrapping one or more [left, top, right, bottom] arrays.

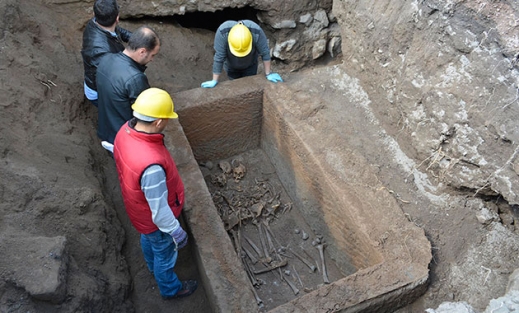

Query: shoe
[[163, 280, 198, 299]]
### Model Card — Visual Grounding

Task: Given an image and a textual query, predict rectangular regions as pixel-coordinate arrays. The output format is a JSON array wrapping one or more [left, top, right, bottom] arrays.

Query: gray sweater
[[212, 20, 271, 74]]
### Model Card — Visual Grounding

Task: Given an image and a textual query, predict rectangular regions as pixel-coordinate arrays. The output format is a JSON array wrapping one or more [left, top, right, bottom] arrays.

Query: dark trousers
[[225, 61, 258, 80]]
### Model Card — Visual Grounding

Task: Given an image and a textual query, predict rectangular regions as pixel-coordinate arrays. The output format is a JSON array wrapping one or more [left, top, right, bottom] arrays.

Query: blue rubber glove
[[266, 73, 283, 83], [171, 227, 188, 249], [201, 80, 218, 88]]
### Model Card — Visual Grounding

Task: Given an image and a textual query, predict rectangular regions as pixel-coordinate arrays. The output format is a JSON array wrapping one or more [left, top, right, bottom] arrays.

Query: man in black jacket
[[81, 0, 132, 107], [96, 26, 161, 144]]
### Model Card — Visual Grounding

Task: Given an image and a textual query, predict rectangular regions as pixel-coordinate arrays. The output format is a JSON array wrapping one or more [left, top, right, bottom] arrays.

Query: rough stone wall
[[116, 0, 340, 69], [334, 0, 519, 205]]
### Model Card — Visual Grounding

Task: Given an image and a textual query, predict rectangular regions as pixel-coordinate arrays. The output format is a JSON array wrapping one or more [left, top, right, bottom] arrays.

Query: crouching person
[[113, 87, 198, 299]]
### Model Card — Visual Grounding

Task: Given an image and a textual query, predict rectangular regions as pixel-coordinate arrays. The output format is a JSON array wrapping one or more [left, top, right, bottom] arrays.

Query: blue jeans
[[140, 230, 182, 298]]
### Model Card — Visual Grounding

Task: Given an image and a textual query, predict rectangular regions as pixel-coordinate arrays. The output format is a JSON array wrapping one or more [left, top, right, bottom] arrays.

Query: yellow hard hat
[[132, 88, 178, 121], [228, 22, 252, 57]]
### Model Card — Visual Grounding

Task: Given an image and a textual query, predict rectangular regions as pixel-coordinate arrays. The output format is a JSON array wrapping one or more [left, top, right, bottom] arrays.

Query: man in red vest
[[113, 88, 197, 299]]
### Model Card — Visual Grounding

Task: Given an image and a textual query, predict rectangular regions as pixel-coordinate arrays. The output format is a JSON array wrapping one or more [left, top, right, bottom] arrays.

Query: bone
[[263, 221, 288, 252], [242, 255, 259, 287], [242, 246, 258, 264], [264, 225, 276, 254], [252, 258, 288, 275], [218, 160, 232, 174], [256, 223, 271, 261], [231, 159, 246, 181], [242, 253, 264, 307], [281, 202, 292, 214], [243, 235, 263, 258], [282, 273, 300, 295], [230, 229, 241, 255], [252, 287, 263, 306], [289, 248, 317, 273], [301, 246, 320, 273], [316, 243, 330, 284], [292, 265, 304, 288]]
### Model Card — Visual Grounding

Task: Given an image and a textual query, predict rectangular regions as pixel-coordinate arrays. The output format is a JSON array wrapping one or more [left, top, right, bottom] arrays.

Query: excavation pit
[[168, 68, 432, 312]]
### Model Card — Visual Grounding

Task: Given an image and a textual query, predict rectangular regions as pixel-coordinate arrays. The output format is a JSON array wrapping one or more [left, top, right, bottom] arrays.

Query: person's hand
[[172, 227, 188, 249], [201, 80, 218, 88], [266, 73, 283, 83]]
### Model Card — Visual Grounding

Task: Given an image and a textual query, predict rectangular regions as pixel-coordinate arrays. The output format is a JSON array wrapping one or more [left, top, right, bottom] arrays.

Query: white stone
[[314, 9, 329, 27], [312, 39, 328, 59], [426, 302, 476, 313], [272, 20, 297, 29], [475, 207, 499, 225], [273, 39, 297, 60], [299, 13, 313, 25]]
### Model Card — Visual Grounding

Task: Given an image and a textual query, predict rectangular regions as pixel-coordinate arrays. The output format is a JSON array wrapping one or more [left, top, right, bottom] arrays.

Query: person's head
[[132, 88, 177, 133], [228, 21, 252, 57], [126, 26, 161, 65], [93, 0, 119, 27]]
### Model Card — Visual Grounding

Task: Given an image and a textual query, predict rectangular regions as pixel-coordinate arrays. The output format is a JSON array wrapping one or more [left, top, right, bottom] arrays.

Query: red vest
[[113, 121, 184, 234]]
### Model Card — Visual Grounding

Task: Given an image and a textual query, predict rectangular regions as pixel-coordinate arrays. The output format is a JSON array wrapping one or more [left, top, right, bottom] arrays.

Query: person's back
[[96, 52, 149, 143], [96, 26, 161, 144], [81, 0, 131, 107]]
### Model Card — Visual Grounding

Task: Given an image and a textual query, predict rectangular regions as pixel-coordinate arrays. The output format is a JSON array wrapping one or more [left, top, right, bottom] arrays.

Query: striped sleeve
[[140, 164, 180, 236]]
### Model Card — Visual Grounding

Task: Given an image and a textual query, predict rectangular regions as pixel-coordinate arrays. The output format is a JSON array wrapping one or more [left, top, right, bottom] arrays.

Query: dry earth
[[1, 0, 519, 312]]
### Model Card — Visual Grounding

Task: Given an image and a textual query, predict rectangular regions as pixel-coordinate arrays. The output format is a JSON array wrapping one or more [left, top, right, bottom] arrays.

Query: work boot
[[163, 280, 198, 299]]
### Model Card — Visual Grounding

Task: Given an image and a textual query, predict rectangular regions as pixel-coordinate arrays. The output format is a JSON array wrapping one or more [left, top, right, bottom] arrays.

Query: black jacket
[[81, 19, 132, 91], [96, 52, 150, 143]]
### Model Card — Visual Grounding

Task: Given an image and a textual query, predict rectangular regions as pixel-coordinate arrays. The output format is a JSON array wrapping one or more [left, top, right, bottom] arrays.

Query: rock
[[273, 39, 297, 60], [299, 13, 313, 26], [507, 268, 519, 292], [312, 39, 328, 59], [0, 235, 68, 303], [484, 290, 519, 313], [327, 23, 342, 37], [313, 9, 329, 28], [327, 36, 342, 58], [476, 207, 499, 225], [272, 20, 297, 29], [425, 302, 476, 313], [328, 11, 337, 23]]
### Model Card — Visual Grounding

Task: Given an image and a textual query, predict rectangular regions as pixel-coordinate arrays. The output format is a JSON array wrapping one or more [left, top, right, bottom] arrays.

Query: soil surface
[[1, 0, 518, 312]]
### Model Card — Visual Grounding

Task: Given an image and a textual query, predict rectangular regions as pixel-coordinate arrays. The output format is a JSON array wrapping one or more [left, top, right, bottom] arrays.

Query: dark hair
[[93, 0, 119, 27], [127, 26, 160, 51]]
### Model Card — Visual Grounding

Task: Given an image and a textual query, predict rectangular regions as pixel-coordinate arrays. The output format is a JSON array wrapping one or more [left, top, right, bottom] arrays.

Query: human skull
[[211, 172, 227, 187], [232, 162, 246, 182], [218, 160, 232, 174]]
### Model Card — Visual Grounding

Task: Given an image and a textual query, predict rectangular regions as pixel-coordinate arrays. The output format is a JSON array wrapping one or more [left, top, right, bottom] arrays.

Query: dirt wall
[[333, 0, 519, 311]]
